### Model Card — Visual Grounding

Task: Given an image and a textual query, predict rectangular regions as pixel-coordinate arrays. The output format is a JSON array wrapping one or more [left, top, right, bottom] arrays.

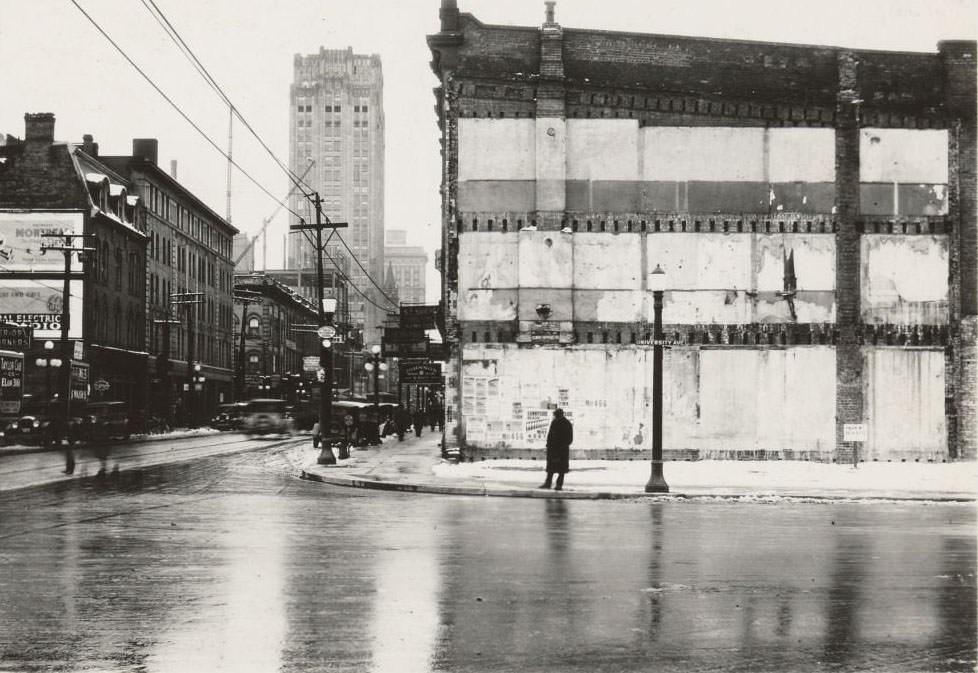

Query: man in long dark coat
[[540, 408, 573, 491]]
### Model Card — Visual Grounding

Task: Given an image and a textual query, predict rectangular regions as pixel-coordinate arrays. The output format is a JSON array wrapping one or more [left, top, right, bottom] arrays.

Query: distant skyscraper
[[288, 47, 386, 342]]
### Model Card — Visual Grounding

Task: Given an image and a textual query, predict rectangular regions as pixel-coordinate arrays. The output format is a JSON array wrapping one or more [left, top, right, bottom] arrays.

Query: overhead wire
[[71, 0, 399, 313], [137, 0, 399, 309], [67, 0, 302, 222], [138, 0, 314, 197]]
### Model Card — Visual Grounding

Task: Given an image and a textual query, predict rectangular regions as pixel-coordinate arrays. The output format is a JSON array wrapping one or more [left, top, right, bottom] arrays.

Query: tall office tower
[[288, 47, 386, 346]]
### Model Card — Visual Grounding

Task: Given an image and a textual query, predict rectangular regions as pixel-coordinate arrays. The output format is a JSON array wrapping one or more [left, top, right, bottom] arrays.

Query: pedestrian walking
[[412, 408, 425, 438], [394, 404, 410, 441], [540, 408, 573, 491]]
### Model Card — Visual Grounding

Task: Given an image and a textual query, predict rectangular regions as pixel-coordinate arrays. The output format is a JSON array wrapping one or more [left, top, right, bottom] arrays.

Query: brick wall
[[430, 7, 976, 460]]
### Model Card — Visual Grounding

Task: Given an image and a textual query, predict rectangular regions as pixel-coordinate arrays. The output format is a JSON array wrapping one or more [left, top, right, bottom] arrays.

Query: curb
[[299, 469, 977, 502], [0, 428, 228, 457]]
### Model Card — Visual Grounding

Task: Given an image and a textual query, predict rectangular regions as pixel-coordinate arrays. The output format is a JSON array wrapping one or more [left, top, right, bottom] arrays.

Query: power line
[[138, 0, 313, 197], [294, 223, 397, 313], [67, 0, 302, 222], [333, 229, 399, 307], [71, 0, 399, 314], [135, 0, 396, 309]]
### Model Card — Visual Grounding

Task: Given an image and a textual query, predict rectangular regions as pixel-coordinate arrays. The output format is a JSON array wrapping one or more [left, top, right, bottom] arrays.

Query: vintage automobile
[[80, 401, 131, 442], [1, 399, 85, 446], [210, 402, 247, 431], [239, 398, 294, 436]]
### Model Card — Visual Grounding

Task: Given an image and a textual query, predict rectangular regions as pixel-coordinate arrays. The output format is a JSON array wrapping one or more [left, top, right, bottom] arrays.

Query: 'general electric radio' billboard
[[0, 212, 84, 339]]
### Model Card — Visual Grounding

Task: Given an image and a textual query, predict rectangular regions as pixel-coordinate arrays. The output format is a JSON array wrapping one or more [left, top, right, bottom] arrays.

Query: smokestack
[[131, 138, 158, 165], [170, 160, 177, 180], [24, 113, 55, 142]]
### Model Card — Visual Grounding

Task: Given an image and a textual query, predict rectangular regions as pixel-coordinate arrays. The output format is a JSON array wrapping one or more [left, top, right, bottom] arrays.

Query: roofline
[[100, 155, 239, 236], [458, 11, 952, 58]]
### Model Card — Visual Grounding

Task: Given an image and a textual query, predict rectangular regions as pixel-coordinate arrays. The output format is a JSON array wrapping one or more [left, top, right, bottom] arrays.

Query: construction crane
[[234, 158, 315, 268]]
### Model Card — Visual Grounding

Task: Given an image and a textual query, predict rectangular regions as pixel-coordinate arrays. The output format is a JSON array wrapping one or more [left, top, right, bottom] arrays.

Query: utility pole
[[170, 292, 203, 427], [153, 314, 182, 424], [291, 193, 346, 465], [233, 288, 263, 400], [40, 233, 94, 474]]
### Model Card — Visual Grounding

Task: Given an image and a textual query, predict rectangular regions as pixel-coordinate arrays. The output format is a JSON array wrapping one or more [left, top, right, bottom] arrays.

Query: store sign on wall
[[0, 324, 32, 351], [399, 362, 442, 385]]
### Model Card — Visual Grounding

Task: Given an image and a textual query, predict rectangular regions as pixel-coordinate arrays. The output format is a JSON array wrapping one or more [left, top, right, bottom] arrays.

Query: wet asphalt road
[[0, 445, 974, 673]]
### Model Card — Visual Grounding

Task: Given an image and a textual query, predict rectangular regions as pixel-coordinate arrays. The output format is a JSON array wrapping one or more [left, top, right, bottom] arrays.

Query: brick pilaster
[[835, 51, 863, 460], [941, 40, 978, 458]]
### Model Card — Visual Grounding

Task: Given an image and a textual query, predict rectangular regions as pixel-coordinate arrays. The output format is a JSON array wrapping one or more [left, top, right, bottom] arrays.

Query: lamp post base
[[644, 477, 670, 493], [645, 468, 670, 494], [317, 448, 336, 465]]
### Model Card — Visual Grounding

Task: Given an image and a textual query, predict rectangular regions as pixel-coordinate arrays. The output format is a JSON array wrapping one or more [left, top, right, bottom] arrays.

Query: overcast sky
[[1, 0, 975, 302]]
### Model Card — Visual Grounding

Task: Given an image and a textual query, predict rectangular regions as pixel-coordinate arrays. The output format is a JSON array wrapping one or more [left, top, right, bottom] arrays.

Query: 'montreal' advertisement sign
[[0, 212, 84, 273]]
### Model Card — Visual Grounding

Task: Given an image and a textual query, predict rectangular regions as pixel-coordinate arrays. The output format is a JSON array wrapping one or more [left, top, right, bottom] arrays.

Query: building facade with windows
[[287, 47, 389, 344], [102, 140, 238, 425], [385, 229, 428, 305], [232, 272, 319, 399], [428, 2, 976, 462], [0, 113, 149, 410]]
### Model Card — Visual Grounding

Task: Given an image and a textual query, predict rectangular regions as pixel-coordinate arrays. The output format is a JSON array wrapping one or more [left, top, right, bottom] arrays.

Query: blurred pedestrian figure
[[412, 407, 425, 438], [394, 404, 410, 441], [311, 421, 321, 448], [343, 410, 361, 449], [540, 408, 573, 491]]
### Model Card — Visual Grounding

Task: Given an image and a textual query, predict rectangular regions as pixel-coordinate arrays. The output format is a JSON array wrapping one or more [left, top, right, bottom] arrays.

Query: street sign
[[400, 305, 439, 330], [399, 362, 442, 385], [843, 423, 867, 442], [317, 325, 336, 339], [303, 355, 320, 372]]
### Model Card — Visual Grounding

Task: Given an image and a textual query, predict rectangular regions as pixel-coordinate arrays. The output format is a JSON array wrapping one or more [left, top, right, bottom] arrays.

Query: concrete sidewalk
[[300, 432, 978, 501]]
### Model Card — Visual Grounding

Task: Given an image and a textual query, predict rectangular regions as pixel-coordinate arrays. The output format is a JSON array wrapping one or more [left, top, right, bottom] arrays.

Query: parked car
[[240, 399, 293, 436], [81, 401, 131, 442], [210, 402, 247, 431], [2, 400, 85, 446]]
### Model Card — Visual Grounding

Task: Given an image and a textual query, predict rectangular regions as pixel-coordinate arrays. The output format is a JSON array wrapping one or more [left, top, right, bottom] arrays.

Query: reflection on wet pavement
[[0, 450, 974, 672]]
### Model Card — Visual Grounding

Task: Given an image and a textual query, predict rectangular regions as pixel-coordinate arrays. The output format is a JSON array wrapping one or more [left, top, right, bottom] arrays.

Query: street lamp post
[[35, 340, 61, 401], [645, 264, 670, 494], [363, 344, 387, 445]]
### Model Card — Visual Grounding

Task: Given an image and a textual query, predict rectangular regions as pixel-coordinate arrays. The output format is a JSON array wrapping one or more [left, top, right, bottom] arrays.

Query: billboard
[[0, 279, 83, 339], [0, 211, 84, 273]]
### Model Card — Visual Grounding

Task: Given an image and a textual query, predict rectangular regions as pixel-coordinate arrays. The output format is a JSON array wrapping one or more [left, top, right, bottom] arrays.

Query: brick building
[[0, 113, 149, 410], [232, 272, 319, 398], [101, 140, 238, 425], [428, 2, 976, 461]]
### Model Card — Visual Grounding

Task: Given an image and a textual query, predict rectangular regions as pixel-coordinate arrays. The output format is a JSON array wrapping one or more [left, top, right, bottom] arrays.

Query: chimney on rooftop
[[439, 0, 459, 32], [132, 138, 158, 165], [170, 159, 177, 180], [24, 113, 55, 142], [545, 1, 556, 25], [81, 134, 99, 157]]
